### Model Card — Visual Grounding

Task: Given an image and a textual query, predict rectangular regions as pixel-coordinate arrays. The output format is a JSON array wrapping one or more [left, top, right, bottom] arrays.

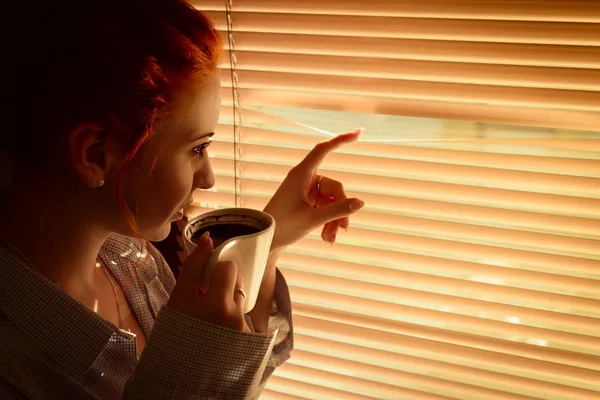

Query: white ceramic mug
[[182, 208, 275, 313]]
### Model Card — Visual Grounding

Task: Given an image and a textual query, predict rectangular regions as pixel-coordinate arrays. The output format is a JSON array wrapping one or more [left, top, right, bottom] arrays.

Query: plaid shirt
[[0, 233, 293, 399]]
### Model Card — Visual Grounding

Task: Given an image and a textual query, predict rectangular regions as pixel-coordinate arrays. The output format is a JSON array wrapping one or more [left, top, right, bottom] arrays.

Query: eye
[[192, 140, 212, 157]]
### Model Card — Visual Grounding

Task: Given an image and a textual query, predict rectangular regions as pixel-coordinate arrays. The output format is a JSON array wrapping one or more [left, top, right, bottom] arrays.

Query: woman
[[0, 0, 364, 399]]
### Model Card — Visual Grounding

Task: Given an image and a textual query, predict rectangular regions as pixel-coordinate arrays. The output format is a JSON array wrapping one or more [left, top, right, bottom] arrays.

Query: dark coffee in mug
[[191, 222, 261, 249]]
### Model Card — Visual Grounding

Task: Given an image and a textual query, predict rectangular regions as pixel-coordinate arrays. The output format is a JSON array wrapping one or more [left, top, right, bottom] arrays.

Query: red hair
[[3, 0, 222, 232]]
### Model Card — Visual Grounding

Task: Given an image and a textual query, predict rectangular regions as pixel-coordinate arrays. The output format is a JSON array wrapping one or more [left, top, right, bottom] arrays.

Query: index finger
[[299, 128, 363, 171]]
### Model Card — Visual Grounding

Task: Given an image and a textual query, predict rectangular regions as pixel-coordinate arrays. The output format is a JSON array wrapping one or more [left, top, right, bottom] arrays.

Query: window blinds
[[187, 1, 600, 399]]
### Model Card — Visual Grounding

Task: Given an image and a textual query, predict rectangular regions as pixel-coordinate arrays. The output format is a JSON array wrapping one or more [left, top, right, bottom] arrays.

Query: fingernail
[[349, 199, 365, 211], [330, 234, 337, 245], [355, 127, 365, 135], [199, 231, 211, 244]]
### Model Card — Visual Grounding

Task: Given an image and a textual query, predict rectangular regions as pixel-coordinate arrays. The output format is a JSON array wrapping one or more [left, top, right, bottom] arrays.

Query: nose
[[195, 167, 215, 190]]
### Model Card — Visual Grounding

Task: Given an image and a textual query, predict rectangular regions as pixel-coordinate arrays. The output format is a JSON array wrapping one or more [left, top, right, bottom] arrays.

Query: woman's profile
[[0, 0, 364, 399]]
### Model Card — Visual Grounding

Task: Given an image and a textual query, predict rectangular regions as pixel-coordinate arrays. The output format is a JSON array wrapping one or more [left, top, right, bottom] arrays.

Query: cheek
[[126, 156, 192, 217], [157, 157, 196, 207]]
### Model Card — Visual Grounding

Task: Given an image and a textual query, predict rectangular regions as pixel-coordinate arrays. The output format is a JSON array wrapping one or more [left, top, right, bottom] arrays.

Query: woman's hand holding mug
[[167, 232, 250, 332]]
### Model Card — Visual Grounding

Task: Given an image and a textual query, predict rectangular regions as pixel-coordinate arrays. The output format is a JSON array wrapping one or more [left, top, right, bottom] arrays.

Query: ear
[[70, 123, 116, 188]]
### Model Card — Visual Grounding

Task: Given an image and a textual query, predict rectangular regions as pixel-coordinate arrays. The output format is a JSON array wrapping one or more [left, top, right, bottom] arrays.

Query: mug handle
[[203, 239, 235, 281]]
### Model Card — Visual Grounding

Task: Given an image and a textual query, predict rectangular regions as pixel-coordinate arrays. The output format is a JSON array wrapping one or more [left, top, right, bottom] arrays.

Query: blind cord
[[225, 0, 243, 208]]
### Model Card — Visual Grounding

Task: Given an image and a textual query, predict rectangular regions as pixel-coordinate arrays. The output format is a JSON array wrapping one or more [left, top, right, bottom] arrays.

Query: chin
[[141, 221, 172, 242]]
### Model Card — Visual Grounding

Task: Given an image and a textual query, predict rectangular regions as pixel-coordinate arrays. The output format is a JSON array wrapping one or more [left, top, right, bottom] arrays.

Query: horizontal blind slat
[[226, 50, 600, 91], [204, 11, 600, 45], [220, 32, 600, 69], [196, 0, 600, 22]]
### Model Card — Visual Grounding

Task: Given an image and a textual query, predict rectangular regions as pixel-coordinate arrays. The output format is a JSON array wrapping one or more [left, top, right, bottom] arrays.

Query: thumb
[[179, 232, 213, 287], [312, 198, 364, 226]]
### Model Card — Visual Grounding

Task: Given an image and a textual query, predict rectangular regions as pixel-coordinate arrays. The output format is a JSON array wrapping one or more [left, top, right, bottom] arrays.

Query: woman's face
[[121, 74, 221, 241]]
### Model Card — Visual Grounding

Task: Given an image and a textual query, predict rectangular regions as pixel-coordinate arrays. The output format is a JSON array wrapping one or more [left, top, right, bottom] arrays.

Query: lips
[[171, 199, 194, 221]]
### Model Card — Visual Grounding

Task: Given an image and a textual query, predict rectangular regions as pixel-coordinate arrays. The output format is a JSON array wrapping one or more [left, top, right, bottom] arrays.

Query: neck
[[0, 181, 110, 295]]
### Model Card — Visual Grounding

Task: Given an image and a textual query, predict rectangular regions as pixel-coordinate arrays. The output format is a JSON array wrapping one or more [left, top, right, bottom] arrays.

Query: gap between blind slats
[[293, 304, 600, 371], [277, 252, 600, 317], [292, 316, 600, 391], [207, 157, 600, 218], [206, 172, 600, 239], [218, 32, 600, 69], [220, 69, 600, 112], [214, 125, 600, 177], [209, 140, 600, 197], [217, 113, 600, 155], [286, 346, 598, 400], [195, 0, 600, 23], [204, 11, 600, 45], [222, 88, 600, 131], [224, 51, 600, 91]]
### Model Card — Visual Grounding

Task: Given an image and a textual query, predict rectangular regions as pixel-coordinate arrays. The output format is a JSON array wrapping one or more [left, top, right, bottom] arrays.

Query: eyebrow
[[189, 132, 215, 143]]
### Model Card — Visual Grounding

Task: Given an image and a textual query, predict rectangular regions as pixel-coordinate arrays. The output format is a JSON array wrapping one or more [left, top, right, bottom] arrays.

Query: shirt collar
[[0, 246, 117, 382]]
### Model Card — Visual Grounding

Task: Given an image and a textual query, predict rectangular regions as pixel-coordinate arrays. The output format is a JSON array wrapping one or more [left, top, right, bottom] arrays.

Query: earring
[[90, 179, 105, 188]]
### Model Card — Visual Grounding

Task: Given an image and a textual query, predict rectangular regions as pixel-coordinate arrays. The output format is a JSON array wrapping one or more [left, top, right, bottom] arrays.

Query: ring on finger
[[235, 286, 247, 299], [316, 174, 324, 193]]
